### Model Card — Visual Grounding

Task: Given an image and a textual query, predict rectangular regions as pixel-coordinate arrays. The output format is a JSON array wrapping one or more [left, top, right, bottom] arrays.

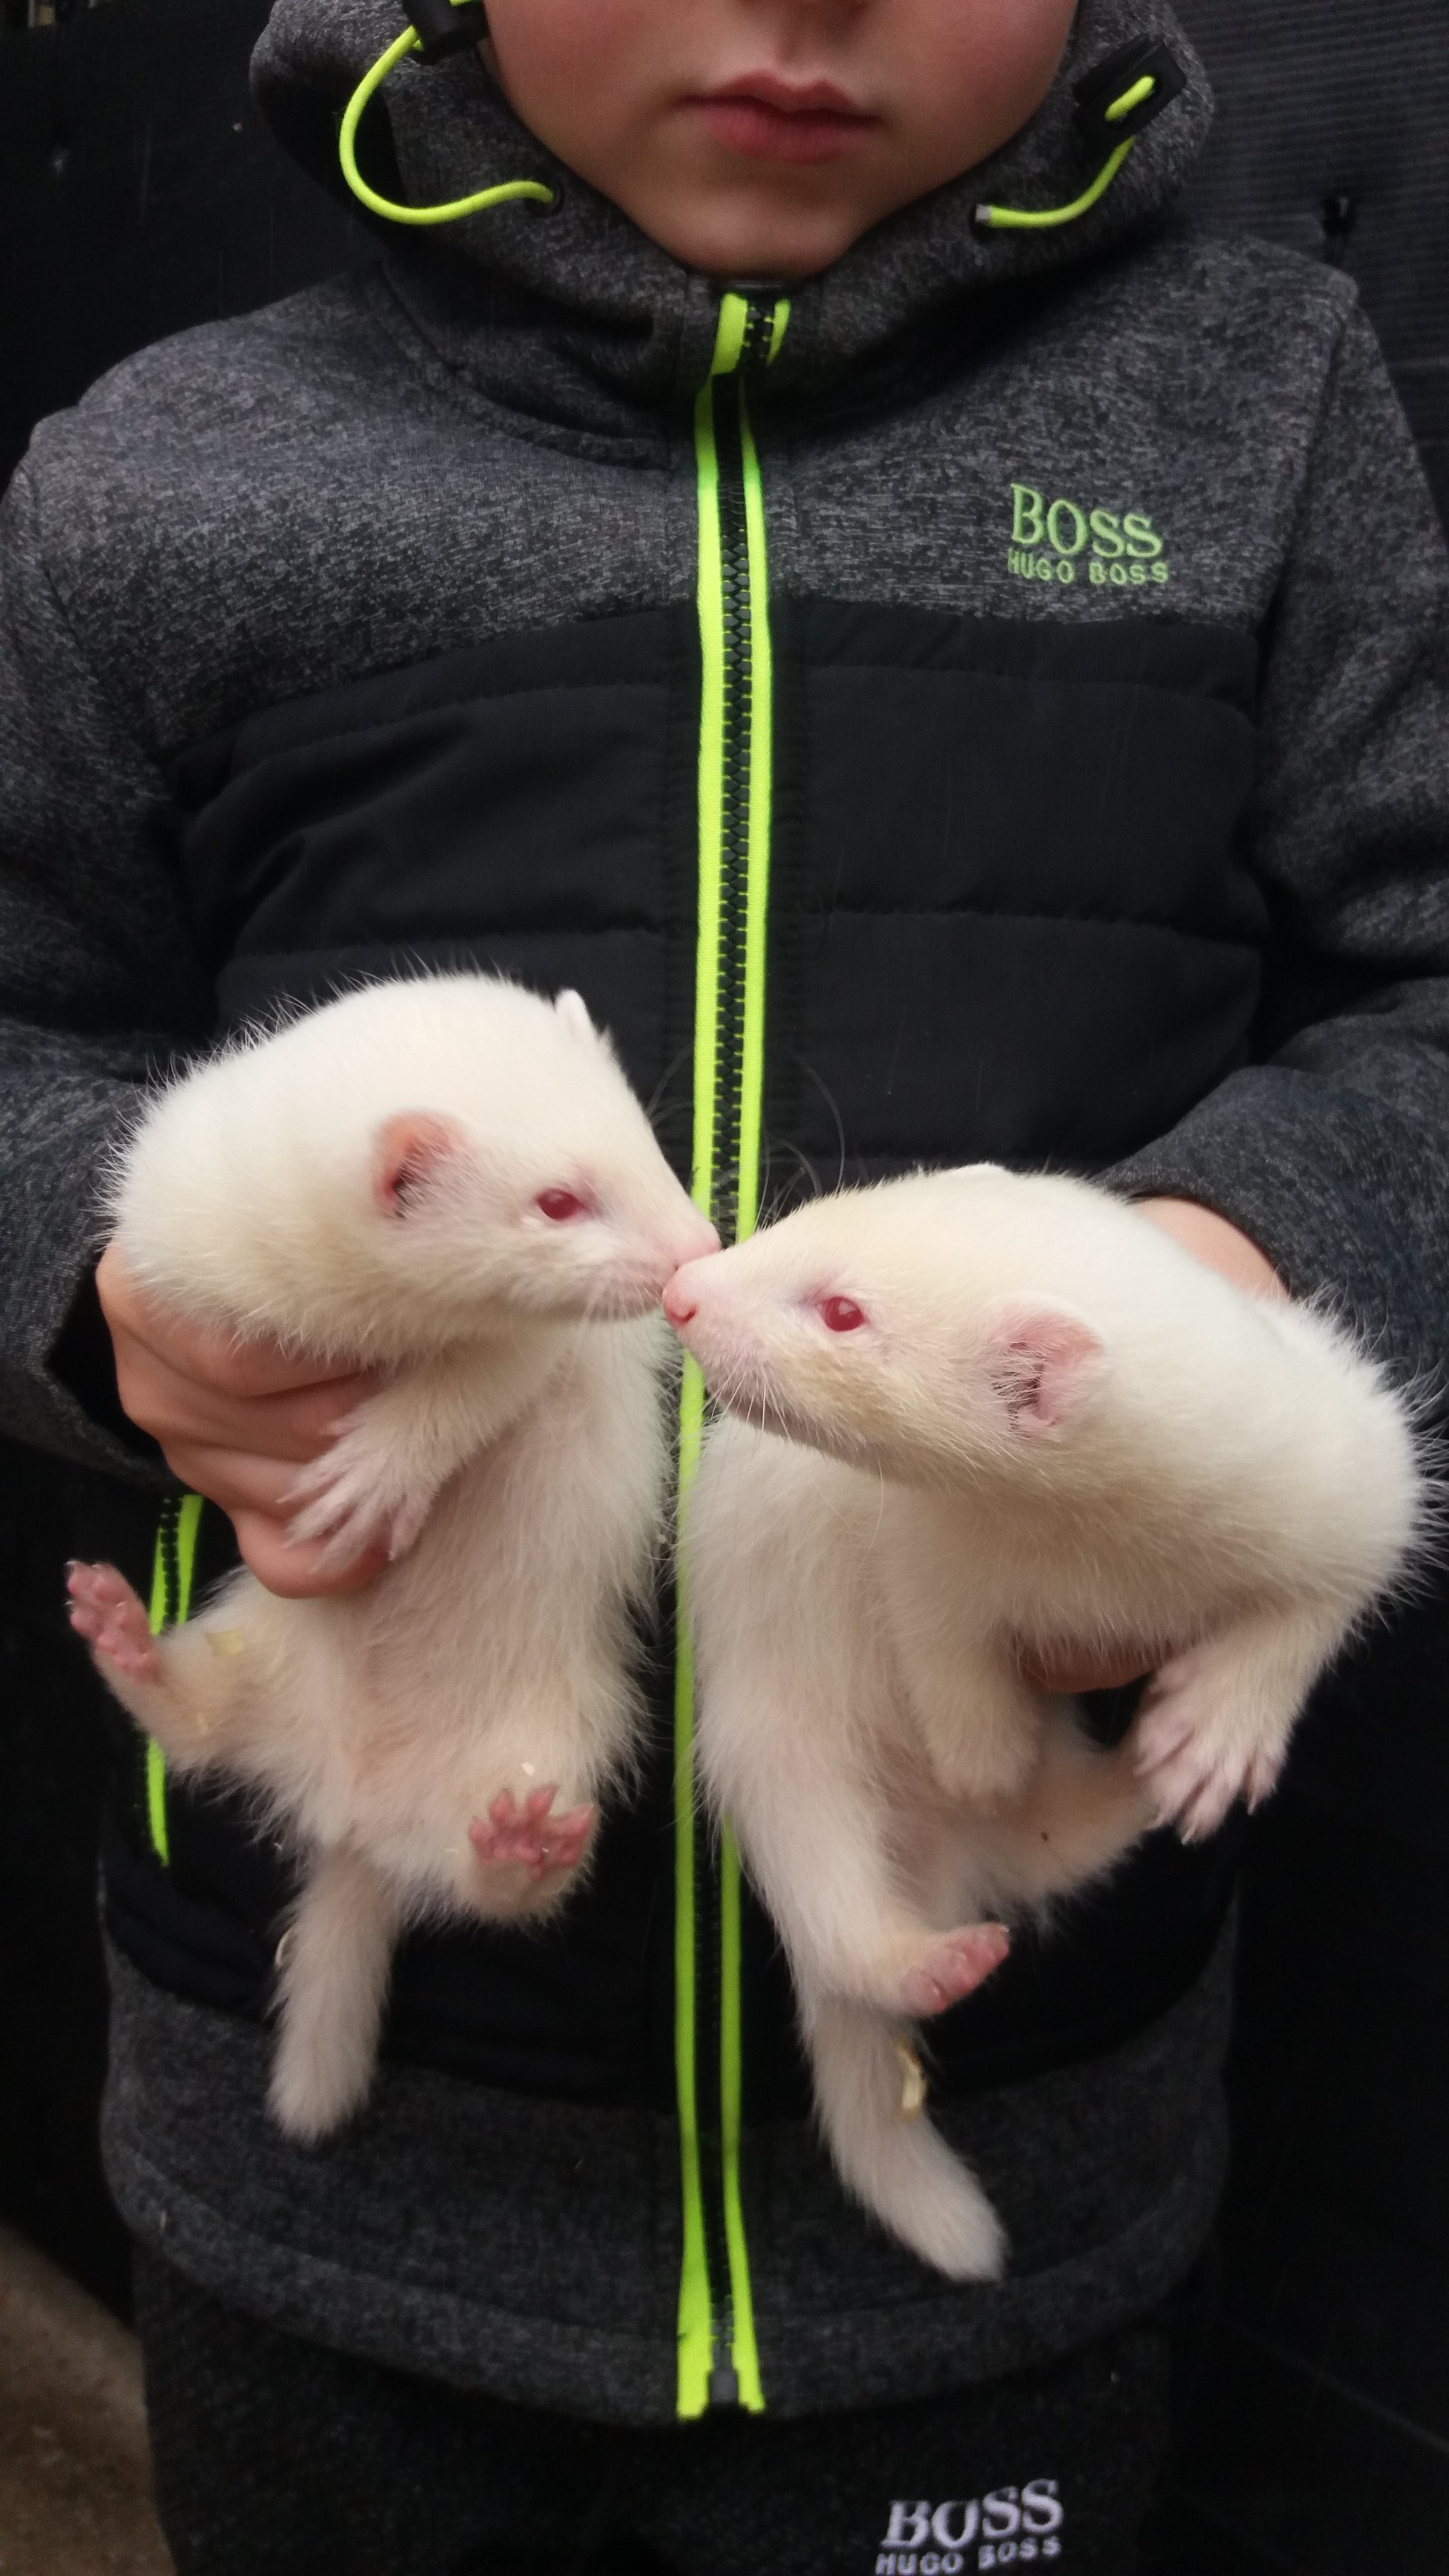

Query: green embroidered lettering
[[1110, 562, 1129, 586], [1089, 509, 1125, 560], [1055, 559, 1076, 585], [1036, 555, 1055, 582], [1090, 559, 1108, 585], [1012, 484, 1045, 546], [1046, 498, 1088, 557], [1151, 561, 1170, 584], [1123, 512, 1164, 561]]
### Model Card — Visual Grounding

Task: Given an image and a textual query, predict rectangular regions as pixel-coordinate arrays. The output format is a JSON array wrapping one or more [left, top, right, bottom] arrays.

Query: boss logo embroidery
[[1007, 482, 1171, 590], [876, 2480, 1065, 2572]]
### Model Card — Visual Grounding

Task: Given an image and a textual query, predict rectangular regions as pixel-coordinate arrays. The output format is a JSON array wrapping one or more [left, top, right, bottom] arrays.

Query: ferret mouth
[[702, 1369, 824, 1451]]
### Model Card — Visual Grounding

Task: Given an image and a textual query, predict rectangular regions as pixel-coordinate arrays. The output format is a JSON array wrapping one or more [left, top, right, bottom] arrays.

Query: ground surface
[[0, 2221, 172, 2576]]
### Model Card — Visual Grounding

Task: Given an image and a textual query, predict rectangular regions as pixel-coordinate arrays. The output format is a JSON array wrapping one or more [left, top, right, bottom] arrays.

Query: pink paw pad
[[900, 1923, 1012, 2019], [469, 1787, 595, 1883], [66, 1561, 160, 1681]]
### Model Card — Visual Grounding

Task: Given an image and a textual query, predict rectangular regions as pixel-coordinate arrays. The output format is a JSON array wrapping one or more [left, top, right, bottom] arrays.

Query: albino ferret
[[664, 1166, 1423, 2279], [69, 975, 716, 2142]]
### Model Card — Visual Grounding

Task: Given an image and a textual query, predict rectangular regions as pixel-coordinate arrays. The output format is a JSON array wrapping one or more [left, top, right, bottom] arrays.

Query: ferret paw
[[284, 1450, 424, 1569], [469, 1787, 596, 1885], [897, 1923, 1012, 2020], [1133, 1672, 1289, 1843], [66, 1563, 159, 1681]]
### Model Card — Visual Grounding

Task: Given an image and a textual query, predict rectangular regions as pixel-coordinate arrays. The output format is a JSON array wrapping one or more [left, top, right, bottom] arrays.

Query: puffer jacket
[[1, 0, 1447, 2425]]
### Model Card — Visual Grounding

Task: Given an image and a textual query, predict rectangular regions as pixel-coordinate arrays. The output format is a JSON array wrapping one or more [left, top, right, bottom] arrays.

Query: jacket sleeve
[[0, 457, 212, 1476], [1110, 298, 1449, 1382]]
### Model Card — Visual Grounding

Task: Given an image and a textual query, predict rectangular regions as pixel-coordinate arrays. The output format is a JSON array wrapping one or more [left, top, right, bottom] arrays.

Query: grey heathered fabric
[[2, 0, 1448, 2422], [104, 1937, 1229, 2425]]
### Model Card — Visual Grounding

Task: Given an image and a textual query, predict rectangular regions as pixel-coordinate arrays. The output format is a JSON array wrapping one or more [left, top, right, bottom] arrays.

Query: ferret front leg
[[284, 1334, 559, 1569], [1134, 1598, 1351, 1841], [67, 1562, 253, 1765], [879, 1530, 1042, 1805], [894, 1627, 1046, 1808]]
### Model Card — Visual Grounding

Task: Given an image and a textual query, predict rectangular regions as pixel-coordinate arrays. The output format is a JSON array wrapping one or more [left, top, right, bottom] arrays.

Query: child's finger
[[155, 1442, 321, 1523], [229, 1508, 389, 1600], [1018, 1644, 1159, 1695], [114, 1336, 374, 1465]]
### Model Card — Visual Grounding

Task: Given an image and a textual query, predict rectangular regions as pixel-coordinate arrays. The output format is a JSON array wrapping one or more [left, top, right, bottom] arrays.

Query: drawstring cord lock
[[1073, 37, 1188, 148], [402, 0, 487, 65]]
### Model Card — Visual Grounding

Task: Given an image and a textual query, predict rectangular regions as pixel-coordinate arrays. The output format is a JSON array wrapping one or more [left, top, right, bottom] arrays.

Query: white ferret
[[69, 974, 716, 2142], [663, 1165, 1424, 2280]]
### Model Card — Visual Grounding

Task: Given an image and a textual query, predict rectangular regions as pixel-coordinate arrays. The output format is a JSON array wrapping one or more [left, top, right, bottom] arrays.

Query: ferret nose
[[662, 1272, 700, 1329]]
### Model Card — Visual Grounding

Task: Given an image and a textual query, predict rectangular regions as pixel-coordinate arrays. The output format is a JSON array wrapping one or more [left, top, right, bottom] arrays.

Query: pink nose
[[662, 1273, 699, 1329]]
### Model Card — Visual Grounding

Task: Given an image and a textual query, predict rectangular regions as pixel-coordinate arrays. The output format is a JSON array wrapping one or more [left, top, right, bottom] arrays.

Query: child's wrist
[[1133, 1196, 1287, 1302]]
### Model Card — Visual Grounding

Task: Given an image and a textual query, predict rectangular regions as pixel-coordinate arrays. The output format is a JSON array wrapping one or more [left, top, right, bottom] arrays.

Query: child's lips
[[689, 83, 879, 167]]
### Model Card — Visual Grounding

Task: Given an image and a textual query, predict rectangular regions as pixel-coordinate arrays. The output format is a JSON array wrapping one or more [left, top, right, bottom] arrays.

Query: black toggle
[[1074, 37, 1188, 147], [403, 0, 487, 66]]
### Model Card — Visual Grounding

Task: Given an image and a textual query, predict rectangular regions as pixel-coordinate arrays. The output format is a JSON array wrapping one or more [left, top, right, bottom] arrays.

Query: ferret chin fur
[[671, 1165, 1427, 2281], [73, 975, 717, 2144]]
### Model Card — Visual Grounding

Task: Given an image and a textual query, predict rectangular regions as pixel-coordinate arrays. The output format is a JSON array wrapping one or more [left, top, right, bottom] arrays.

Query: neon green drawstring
[[975, 73, 1155, 235], [339, 12, 554, 228]]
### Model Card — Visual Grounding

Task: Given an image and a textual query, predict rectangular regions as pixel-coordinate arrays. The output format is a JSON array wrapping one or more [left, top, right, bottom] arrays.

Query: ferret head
[[115, 977, 718, 1354], [663, 1169, 1113, 1489]]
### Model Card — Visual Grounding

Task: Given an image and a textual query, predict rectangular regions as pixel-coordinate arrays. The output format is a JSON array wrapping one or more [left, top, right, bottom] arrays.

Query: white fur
[[673, 1166, 1426, 2276], [84, 975, 716, 2141]]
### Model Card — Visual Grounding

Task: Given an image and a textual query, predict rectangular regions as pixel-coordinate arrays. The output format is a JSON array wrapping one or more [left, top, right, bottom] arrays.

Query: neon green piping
[[673, 1358, 713, 2421], [734, 395, 773, 1244], [710, 359, 774, 2419], [675, 290, 782, 2419], [976, 135, 1136, 232], [718, 1823, 764, 2411], [339, 20, 553, 227], [144, 1492, 204, 1868], [674, 304, 731, 2421]]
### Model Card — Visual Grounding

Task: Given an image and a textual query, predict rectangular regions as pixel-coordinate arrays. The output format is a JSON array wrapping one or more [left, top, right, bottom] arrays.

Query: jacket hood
[[251, 0, 1212, 428]]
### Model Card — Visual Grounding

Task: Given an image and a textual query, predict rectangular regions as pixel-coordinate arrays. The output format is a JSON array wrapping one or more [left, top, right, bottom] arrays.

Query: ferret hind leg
[[702, 1667, 1010, 2020], [1134, 1597, 1353, 1842], [66, 1561, 257, 1768], [284, 1332, 562, 1571], [804, 1986, 1007, 2281], [268, 1847, 399, 2142]]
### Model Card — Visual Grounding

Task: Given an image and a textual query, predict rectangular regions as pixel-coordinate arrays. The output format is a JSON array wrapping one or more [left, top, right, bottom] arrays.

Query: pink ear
[[987, 1304, 1105, 1437], [371, 1113, 468, 1217]]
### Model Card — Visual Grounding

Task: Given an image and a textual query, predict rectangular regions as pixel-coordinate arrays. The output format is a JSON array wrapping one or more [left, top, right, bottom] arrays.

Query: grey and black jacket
[[2, 0, 1447, 2426]]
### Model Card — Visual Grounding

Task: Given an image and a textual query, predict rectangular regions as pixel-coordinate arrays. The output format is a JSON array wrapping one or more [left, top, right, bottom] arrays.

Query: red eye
[[536, 1188, 590, 1222], [819, 1295, 867, 1334]]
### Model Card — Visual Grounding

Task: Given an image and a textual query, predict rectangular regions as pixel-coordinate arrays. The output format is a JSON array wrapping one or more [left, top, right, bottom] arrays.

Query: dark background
[[1, 3, 1447, 2569]]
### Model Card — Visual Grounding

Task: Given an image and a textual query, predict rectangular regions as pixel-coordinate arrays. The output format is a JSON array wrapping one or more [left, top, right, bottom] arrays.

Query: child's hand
[[1019, 1196, 1287, 1697], [96, 1241, 388, 1598]]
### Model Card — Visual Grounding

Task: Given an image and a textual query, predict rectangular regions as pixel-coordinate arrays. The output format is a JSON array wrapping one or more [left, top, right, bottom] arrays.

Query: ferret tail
[[806, 1991, 1007, 2282], [268, 1848, 398, 2144]]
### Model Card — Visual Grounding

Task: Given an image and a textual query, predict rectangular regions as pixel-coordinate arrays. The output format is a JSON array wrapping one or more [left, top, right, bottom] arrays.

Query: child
[[3, 0, 1447, 2566]]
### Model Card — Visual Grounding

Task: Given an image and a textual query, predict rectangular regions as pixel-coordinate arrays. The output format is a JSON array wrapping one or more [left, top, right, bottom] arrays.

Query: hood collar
[[252, 0, 1212, 430]]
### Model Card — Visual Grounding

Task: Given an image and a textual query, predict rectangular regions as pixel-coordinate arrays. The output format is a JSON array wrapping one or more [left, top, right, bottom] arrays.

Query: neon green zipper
[[674, 288, 789, 2420], [143, 1489, 204, 1865]]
